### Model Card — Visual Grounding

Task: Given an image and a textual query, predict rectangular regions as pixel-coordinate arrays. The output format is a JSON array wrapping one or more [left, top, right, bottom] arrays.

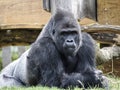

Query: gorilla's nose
[[66, 39, 75, 48]]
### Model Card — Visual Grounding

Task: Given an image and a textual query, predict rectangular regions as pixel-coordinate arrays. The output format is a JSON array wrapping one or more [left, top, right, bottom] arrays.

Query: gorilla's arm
[[27, 38, 64, 86]]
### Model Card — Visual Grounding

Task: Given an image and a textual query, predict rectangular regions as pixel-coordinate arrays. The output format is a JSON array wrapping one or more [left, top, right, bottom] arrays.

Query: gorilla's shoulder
[[30, 37, 56, 53], [79, 32, 95, 55], [82, 32, 92, 40], [35, 37, 54, 45], [81, 32, 95, 45]]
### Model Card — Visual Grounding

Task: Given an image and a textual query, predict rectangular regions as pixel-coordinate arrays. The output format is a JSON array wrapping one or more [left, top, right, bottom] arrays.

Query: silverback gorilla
[[0, 9, 108, 89]]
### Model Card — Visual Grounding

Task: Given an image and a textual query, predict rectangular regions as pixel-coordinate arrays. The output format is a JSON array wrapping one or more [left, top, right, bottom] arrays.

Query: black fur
[[0, 9, 108, 89]]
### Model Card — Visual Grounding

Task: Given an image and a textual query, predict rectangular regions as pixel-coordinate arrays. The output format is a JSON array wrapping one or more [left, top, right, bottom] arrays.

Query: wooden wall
[[0, 0, 51, 29], [0, 0, 120, 27], [97, 0, 120, 25]]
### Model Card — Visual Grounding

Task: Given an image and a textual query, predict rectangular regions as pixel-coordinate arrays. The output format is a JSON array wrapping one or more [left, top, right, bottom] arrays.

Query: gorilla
[[0, 9, 108, 89]]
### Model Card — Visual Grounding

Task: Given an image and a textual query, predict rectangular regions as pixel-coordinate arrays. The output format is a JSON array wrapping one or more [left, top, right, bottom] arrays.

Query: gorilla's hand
[[94, 70, 103, 80], [61, 73, 72, 88], [60, 73, 82, 88], [94, 70, 109, 89], [101, 76, 109, 89]]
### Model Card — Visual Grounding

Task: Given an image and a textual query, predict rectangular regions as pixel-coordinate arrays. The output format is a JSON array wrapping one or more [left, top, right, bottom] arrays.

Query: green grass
[[0, 76, 120, 90]]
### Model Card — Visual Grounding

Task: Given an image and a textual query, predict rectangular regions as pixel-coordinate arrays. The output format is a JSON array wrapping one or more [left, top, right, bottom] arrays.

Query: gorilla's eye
[[60, 31, 78, 36], [62, 23, 75, 29], [71, 31, 78, 35], [52, 29, 55, 35], [60, 31, 67, 36]]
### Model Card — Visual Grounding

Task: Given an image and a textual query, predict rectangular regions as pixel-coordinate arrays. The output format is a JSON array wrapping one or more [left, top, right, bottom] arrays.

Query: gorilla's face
[[52, 16, 81, 56]]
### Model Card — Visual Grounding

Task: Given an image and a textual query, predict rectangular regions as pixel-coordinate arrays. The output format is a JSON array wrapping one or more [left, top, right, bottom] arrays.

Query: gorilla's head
[[49, 9, 82, 56]]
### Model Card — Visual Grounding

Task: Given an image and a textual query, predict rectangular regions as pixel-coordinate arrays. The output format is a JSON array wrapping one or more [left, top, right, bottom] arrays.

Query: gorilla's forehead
[[54, 9, 77, 23], [54, 9, 74, 21], [59, 20, 79, 31], [54, 16, 78, 28], [55, 14, 76, 24]]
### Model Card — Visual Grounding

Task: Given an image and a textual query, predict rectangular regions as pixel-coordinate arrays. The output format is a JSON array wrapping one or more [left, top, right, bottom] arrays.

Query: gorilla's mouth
[[67, 46, 76, 50], [64, 42, 76, 48], [67, 45, 75, 49], [63, 43, 76, 53], [64, 46, 76, 55], [67, 47, 76, 52]]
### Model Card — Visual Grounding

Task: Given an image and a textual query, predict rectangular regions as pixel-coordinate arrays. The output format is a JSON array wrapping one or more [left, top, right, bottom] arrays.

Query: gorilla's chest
[[62, 55, 78, 74]]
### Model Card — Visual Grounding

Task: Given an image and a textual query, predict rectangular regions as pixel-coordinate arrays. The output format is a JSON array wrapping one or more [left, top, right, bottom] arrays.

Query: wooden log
[[83, 24, 120, 34], [0, 29, 40, 47], [82, 24, 120, 45], [96, 45, 120, 65], [90, 33, 120, 45], [113, 34, 120, 45]]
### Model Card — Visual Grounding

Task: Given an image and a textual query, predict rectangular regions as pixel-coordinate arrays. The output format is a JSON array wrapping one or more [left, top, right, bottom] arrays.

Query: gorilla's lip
[[68, 47, 75, 49], [67, 45, 76, 49]]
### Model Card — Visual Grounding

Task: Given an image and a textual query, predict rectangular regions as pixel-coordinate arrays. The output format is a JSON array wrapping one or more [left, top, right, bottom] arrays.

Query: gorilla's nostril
[[66, 39, 73, 43]]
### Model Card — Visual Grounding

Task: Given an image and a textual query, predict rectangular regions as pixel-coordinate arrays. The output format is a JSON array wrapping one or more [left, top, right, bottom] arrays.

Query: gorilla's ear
[[48, 19, 56, 40]]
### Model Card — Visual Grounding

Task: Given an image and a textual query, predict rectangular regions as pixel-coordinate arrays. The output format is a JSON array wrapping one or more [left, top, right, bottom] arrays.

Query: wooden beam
[[0, 24, 43, 30], [82, 24, 120, 34], [0, 29, 41, 47], [90, 33, 120, 45]]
